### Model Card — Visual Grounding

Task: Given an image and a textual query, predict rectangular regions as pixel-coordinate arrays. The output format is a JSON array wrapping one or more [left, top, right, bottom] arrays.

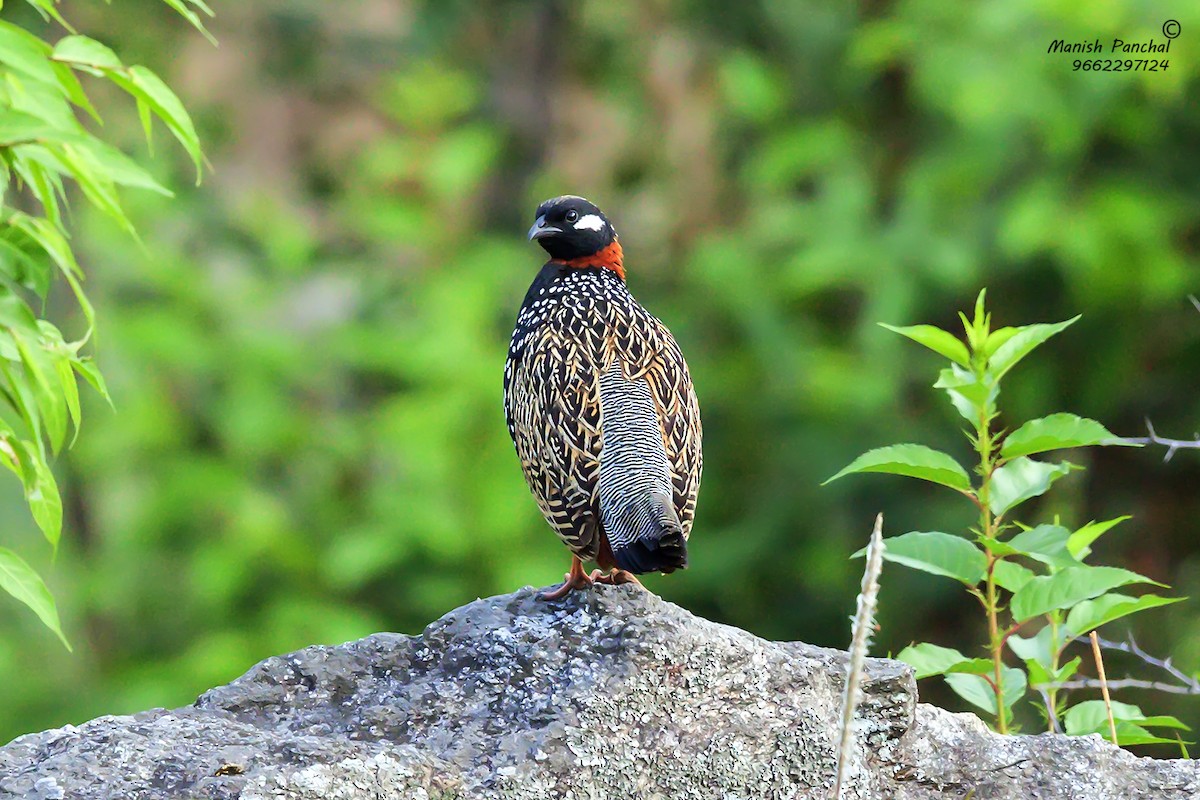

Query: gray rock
[[0, 585, 1195, 799]]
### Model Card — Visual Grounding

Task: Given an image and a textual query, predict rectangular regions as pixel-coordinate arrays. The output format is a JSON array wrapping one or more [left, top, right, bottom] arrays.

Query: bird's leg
[[539, 555, 594, 600], [589, 569, 643, 588]]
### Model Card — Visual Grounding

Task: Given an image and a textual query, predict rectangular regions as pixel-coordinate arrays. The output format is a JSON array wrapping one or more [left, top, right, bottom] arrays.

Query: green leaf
[[1064, 593, 1183, 638], [979, 537, 1023, 558], [880, 323, 971, 367], [1107, 722, 1191, 747], [51, 35, 123, 70], [1005, 524, 1078, 569], [108, 65, 203, 179], [72, 357, 111, 405], [1138, 716, 1192, 731], [1064, 700, 1147, 736], [12, 151, 67, 232], [12, 327, 66, 453], [1007, 626, 1053, 665], [0, 342, 46, 446], [54, 350, 82, 445], [945, 665, 1026, 715], [1026, 654, 1081, 686], [51, 142, 134, 233], [22, 0, 73, 29], [8, 213, 95, 327], [987, 457, 1073, 517], [136, 97, 153, 149], [933, 364, 996, 423], [987, 317, 1079, 381], [0, 215, 53, 296], [824, 444, 972, 493], [158, 0, 219, 46], [1001, 413, 1129, 460], [0, 108, 72, 146], [6, 70, 80, 129], [26, 446, 62, 549], [981, 326, 1019, 359], [1010, 566, 1160, 623], [0, 546, 69, 649], [51, 61, 100, 122], [1053, 655, 1081, 683], [0, 283, 42, 338], [76, 138, 173, 196], [896, 642, 991, 679], [0, 21, 58, 86], [2, 433, 63, 550], [1068, 516, 1131, 560], [855, 530, 985, 585], [960, 288, 991, 351]]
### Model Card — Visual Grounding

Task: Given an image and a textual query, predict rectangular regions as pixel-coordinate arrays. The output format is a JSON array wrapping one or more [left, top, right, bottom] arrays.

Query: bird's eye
[[565, 210, 579, 223]]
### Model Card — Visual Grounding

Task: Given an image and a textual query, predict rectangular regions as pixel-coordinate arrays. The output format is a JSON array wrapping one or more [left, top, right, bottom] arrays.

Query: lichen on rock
[[1, 585, 1196, 799]]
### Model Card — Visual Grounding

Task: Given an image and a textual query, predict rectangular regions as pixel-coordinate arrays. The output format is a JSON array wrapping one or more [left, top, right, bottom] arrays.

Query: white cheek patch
[[573, 214, 606, 232]]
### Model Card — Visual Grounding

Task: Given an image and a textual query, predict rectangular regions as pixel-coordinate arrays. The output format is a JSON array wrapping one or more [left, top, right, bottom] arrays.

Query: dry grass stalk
[[1090, 631, 1119, 745], [833, 513, 886, 799]]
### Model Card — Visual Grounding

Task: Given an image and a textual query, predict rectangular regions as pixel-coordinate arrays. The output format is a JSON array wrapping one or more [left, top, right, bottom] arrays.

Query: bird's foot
[[590, 569, 643, 588], [539, 557, 594, 600]]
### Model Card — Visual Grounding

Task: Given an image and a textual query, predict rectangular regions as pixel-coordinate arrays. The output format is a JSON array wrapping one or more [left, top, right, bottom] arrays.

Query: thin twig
[[1190, 295, 1200, 314], [1091, 632, 1119, 744], [1122, 419, 1200, 463], [1036, 687, 1062, 733], [1083, 634, 1200, 692], [834, 514, 885, 800], [1042, 677, 1200, 694]]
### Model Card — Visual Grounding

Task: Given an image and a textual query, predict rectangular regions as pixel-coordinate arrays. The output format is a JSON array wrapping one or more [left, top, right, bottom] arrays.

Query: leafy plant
[[0, 0, 209, 647], [826, 291, 1187, 743]]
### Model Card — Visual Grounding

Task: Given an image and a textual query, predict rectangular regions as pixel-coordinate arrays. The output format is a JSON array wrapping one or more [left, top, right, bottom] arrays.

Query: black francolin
[[503, 195, 702, 599]]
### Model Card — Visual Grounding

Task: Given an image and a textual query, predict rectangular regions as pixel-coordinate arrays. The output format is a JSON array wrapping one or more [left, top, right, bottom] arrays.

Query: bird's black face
[[527, 196, 616, 261]]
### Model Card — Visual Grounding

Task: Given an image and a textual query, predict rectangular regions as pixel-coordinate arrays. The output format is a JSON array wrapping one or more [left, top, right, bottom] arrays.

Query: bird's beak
[[528, 216, 561, 240]]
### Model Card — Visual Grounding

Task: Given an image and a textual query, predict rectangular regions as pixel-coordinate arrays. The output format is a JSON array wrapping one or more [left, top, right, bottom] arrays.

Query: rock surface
[[0, 585, 1196, 799]]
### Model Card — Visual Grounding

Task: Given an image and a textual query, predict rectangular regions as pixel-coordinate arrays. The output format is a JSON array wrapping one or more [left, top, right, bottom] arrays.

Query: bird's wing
[[640, 317, 703, 538], [606, 308, 702, 540], [504, 317, 604, 559]]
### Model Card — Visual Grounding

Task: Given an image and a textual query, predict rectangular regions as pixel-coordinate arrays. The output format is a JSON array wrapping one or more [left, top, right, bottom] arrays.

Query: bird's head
[[527, 195, 624, 279]]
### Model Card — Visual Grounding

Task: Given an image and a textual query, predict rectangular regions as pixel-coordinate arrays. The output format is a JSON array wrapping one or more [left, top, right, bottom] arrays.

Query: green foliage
[[829, 292, 1185, 742], [0, 0, 205, 645]]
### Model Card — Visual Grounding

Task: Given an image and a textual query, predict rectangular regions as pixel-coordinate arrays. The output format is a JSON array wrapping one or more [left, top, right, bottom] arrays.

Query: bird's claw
[[539, 562, 594, 600], [590, 569, 643, 588]]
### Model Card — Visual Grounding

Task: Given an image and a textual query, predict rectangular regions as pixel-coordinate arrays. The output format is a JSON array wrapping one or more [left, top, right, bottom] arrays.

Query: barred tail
[[610, 490, 689, 574]]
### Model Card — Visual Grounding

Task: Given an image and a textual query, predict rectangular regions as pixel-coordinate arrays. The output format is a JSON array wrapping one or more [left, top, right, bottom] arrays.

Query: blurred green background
[[1, 0, 1198, 747]]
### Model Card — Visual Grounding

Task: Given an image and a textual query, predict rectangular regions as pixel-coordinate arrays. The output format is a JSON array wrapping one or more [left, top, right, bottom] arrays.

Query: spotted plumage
[[504, 196, 702, 595]]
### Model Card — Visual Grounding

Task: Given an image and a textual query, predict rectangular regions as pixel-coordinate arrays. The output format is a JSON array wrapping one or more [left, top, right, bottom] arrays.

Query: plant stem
[[1046, 615, 1061, 728], [977, 404, 1007, 733]]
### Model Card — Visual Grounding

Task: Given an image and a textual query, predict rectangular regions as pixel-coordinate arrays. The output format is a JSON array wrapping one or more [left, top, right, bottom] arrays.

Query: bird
[[503, 195, 702, 599]]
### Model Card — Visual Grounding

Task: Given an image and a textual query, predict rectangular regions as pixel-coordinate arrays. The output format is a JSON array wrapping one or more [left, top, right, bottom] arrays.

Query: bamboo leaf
[[51, 35, 123, 70], [0, 546, 69, 649], [108, 65, 203, 179], [157, 0, 218, 46]]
